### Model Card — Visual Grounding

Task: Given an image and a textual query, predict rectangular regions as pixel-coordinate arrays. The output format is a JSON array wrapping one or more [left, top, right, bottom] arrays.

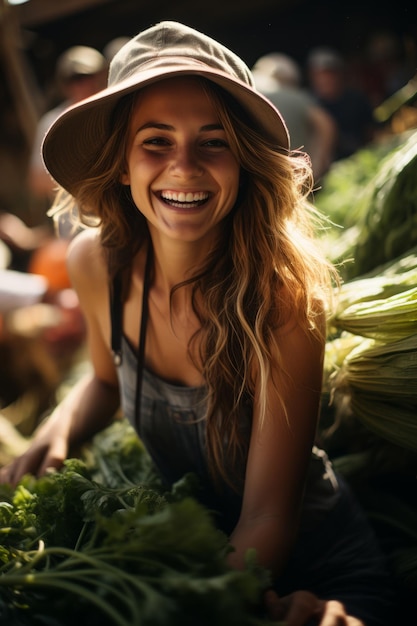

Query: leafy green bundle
[[0, 421, 277, 626], [321, 250, 417, 610], [316, 129, 417, 281]]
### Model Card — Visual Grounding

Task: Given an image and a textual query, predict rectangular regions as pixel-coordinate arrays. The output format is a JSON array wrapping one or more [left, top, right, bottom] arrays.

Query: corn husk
[[348, 392, 417, 452], [328, 333, 417, 451], [323, 332, 364, 392], [342, 333, 417, 397], [333, 265, 417, 316], [332, 285, 417, 342]]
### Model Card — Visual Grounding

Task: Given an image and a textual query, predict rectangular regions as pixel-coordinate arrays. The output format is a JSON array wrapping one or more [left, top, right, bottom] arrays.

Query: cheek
[[228, 165, 241, 197], [229, 178, 240, 201], [120, 171, 130, 185], [119, 154, 132, 186], [120, 159, 145, 189]]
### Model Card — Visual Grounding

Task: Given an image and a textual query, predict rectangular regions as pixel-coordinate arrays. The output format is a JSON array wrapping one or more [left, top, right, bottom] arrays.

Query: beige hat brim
[[42, 61, 289, 195]]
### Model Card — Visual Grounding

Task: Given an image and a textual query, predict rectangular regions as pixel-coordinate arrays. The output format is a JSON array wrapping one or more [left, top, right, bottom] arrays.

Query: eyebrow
[[136, 122, 224, 133]]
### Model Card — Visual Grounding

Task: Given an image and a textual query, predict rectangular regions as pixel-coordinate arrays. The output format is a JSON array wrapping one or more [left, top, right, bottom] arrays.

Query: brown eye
[[202, 139, 229, 148]]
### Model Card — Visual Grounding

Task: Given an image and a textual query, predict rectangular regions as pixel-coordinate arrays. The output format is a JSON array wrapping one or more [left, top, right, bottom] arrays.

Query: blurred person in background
[[252, 52, 337, 181], [364, 30, 416, 107], [28, 45, 108, 210], [307, 47, 376, 161], [103, 36, 131, 63]]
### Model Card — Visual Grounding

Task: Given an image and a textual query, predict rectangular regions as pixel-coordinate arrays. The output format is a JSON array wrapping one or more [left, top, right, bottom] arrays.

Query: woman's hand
[[0, 414, 68, 487], [264, 589, 365, 625], [0, 373, 119, 488]]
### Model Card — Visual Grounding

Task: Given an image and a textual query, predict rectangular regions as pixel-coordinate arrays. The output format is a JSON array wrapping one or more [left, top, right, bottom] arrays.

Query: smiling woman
[[120, 77, 240, 247], [0, 20, 396, 626]]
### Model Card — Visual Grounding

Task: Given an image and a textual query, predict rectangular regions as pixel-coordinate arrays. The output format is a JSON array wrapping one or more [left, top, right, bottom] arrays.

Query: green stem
[[0, 575, 132, 626], [9, 544, 169, 598], [73, 521, 90, 552]]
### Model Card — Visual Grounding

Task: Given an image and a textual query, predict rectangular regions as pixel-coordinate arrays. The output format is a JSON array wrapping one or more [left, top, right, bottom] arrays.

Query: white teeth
[[161, 191, 208, 203]]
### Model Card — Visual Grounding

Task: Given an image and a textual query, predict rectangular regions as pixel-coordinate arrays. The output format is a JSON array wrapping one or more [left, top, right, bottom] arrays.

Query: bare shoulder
[[275, 282, 326, 338], [66, 228, 107, 287], [65, 227, 109, 321]]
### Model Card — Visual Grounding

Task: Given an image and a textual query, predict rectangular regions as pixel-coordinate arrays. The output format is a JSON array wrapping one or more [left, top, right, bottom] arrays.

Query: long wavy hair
[[49, 77, 338, 490]]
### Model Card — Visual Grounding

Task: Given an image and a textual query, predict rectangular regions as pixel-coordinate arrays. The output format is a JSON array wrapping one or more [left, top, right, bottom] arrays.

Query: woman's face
[[121, 77, 240, 247]]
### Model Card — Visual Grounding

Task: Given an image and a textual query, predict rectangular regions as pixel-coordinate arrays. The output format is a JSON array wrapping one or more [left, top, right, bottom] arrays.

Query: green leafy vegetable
[[0, 420, 279, 625]]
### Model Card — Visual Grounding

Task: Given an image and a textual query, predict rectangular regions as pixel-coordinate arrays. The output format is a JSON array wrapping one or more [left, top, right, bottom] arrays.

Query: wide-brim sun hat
[[42, 21, 289, 195]]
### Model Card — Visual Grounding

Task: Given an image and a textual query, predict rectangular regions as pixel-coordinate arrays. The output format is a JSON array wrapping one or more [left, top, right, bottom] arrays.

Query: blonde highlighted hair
[[49, 77, 338, 490]]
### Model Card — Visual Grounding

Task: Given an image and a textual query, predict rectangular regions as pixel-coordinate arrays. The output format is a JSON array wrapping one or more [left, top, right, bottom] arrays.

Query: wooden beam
[[12, 0, 296, 29], [0, 2, 40, 148], [11, 0, 114, 27]]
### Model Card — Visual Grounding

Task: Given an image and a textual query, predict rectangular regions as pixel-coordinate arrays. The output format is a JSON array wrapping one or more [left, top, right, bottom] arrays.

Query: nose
[[169, 143, 203, 178]]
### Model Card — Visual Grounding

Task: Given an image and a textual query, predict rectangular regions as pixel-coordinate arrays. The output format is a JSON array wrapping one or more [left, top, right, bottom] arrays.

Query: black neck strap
[[135, 245, 153, 420], [110, 244, 153, 424]]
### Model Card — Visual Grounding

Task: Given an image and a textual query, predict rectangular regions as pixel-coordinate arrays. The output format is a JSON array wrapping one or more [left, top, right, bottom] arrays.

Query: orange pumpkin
[[28, 238, 72, 292]]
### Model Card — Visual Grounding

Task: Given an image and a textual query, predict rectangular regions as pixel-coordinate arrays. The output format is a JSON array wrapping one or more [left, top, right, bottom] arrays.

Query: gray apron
[[110, 253, 395, 626]]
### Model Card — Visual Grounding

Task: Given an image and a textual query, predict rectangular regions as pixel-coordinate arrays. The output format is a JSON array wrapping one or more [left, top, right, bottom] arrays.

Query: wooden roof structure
[[1, 0, 300, 223], [1, 0, 416, 225]]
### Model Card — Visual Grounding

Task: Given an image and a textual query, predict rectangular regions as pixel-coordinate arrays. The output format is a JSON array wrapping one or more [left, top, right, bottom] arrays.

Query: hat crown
[[109, 21, 254, 88], [42, 21, 289, 196], [57, 45, 107, 80]]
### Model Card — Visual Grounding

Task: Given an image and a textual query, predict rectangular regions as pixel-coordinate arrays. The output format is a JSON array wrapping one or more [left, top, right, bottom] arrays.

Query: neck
[[148, 231, 216, 294]]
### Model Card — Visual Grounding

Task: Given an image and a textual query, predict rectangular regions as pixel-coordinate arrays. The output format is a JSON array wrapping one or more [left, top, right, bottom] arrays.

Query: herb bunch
[[0, 420, 278, 625]]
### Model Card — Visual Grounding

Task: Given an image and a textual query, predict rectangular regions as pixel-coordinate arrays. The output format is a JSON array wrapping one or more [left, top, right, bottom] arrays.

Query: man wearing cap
[[28, 45, 108, 206], [307, 47, 375, 161], [252, 52, 337, 181]]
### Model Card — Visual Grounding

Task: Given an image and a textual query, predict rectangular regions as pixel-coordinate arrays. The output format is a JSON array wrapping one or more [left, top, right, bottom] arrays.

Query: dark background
[[1, 0, 416, 220], [14, 0, 417, 88]]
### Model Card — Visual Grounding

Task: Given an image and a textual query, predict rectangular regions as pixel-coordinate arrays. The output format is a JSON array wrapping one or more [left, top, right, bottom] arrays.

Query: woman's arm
[[0, 372, 119, 486], [0, 229, 120, 486], [228, 312, 325, 577]]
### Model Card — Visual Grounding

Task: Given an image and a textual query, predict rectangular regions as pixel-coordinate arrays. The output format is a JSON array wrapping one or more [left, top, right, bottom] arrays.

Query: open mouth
[[159, 190, 209, 209]]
